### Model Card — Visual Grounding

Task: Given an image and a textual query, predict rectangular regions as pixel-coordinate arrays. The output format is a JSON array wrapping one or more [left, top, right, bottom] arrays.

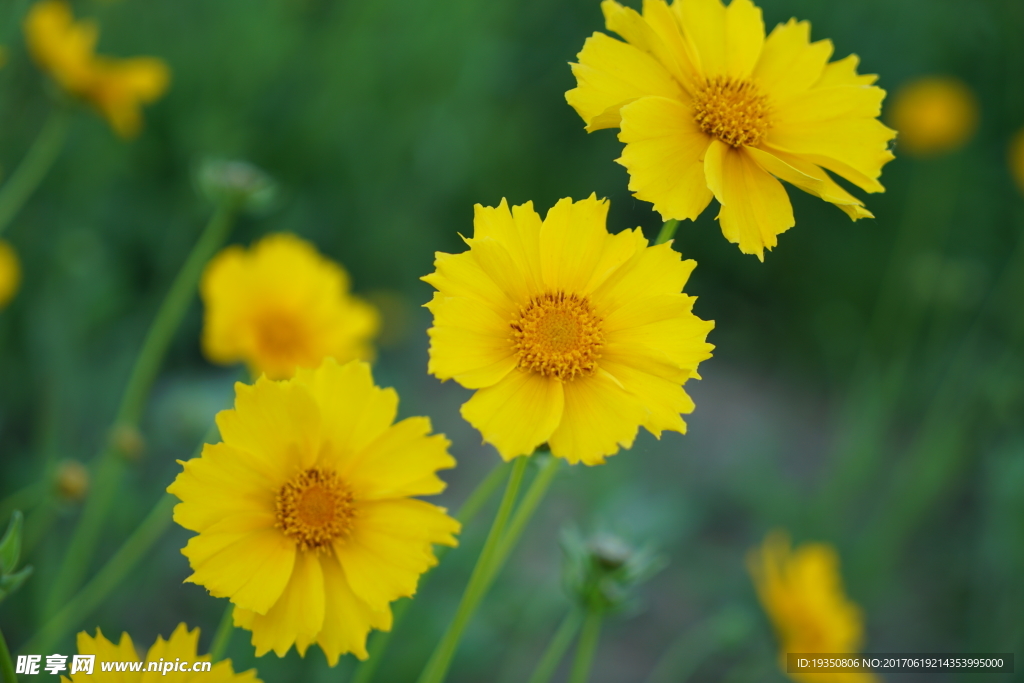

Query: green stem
[[350, 461, 512, 683], [0, 625, 16, 683], [567, 610, 602, 683], [654, 219, 679, 246], [24, 494, 176, 654], [490, 455, 559, 579], [0, 108, 70, 239], [208, 604, 235, 662], [416, 456, 530, 683], [526, 609, 583, 683], [44, 200, 240, 616], [0, 482, 45, 529]]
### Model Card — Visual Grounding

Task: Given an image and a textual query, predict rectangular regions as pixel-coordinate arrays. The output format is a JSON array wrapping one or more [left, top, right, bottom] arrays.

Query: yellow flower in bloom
[[566, 0, 896, 259], [167, 358, 459, 663], [61, 623, 260, 682], [424, 195, 714, 465], [748, 531, 879, 683], [1009, 127, 1024, 194], [201, 233, 379, 381], [24, 0, 169, 138], [888, 77, 978, 156], [0, 240, 20, 310]]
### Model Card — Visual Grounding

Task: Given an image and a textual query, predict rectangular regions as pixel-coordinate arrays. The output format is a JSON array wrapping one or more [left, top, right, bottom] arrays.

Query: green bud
[[196, 158, 277, 214], [561, 525, 667, 615]]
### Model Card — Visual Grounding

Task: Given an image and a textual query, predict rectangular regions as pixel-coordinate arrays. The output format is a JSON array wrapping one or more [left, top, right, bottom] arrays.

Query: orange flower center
[[275, 468, 355, 551], [693, 77, 771, 148], [254, 310, 306, 359], [510, 292, 603, 380]]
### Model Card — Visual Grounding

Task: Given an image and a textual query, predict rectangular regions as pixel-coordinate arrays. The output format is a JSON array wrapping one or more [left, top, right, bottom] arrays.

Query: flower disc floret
[[276, 468, 356, 551], [511, 292, 603, 380], [694, 77, 771, 148]]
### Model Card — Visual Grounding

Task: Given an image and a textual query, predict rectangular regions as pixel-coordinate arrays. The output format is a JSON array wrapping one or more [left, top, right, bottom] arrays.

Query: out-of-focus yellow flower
[[889, 77, 978, 156], [748, 531, 879, 683], [567, 0, 895, 260], [1009, 127, 1024, 194], [24, 0, 169, 138], [167, 358, 459, 664], [0, 240, 20, 310], [201, 233, 379, 381], [423, 195, 714, 465], [61, 623, 260, 682]]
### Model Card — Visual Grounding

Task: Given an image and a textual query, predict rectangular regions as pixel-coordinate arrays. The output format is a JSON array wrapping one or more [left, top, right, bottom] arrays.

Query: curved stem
[[44, 199, 239, 616], [490, 455, 559, 580], [350, 461, 512, 683], [526, 609, 583, 683], [0, 625, 15, 683], [654, 219, 679, 246], [208, 604, 235, 662], [0, 108, 70, 239], [416, 456, 529, 683], [567, 610, 602, 683], [23, 494, 176, 654]]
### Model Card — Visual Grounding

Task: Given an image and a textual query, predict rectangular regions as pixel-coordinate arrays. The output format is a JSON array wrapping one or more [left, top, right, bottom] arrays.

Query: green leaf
[[0, 511, 23, 575], [0, 564, 32, 603]]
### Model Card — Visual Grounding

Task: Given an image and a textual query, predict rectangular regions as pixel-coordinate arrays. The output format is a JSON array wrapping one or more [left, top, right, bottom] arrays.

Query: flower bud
[[55, 459, 90, 502]]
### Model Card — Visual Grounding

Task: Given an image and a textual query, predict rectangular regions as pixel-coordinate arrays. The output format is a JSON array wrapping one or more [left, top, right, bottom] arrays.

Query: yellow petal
[[752, 19, 833, 102], [422, 250, 517, 316], [183, 521, 296, 615], [618, 96, 714, 222], [0, 240, 20, 310], [601, 359, 696, 437], [460, 369, 564, 460], [746, 146, 873, 220], [241, 551, 325, 658], [316, 552, 392, 664], [592, 239, 696, 317], [463, 236, 535, 305], [768, 85, 896, 193], [345, 417, 456, 500], [72, 629, 140, 683], [336, 498, 458, 611], [548, 370, 644, 465], [293, 359, 398, 466], [704, 141, 794, 259], [425, 294, 517, 388], [676, 0, 764, 79], [565, 29, 684, 132], [168, 443, 275, 532], [215, 377, 322, 478], [538, 195, 613, 294], [816, 54, 877, 88], [472, 200, 543, 292]]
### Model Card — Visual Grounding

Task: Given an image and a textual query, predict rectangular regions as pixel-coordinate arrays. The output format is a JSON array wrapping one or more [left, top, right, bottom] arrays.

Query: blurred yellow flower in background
[[1009, 127, 1024, 194], [567, 0, 896, 260], [424, 195, 714, 465], [24, 0, 169, 138], [889, 77, 978, 156], [201, 233, 379, 381], [168, 358, 460, 664], [0, 240, 21, 310], [748, 531, 879, 683], [61, 623, 260, 682]]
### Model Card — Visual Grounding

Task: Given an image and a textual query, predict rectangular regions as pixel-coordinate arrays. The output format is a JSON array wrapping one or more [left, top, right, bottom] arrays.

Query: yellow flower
[[888, 77, 978, 156], [61, 623, 260, 682], [24, 0, 170, 138], [423, 195, 714, 465], [167, 358, 460, 664], [0, 240, 20, 310], [748, 531, 879, 683], [566, 0, 896, 259], [1009, 127, 1024, 194], [201, 233, 379, 381]]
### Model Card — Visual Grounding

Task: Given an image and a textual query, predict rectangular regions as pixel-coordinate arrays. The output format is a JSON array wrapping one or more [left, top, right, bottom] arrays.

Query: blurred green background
[[1, 0, 1023, 680]]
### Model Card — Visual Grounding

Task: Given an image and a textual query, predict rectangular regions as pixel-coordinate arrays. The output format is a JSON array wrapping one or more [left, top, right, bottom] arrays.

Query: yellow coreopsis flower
[[566, 0, 896, 259], [168, 358, 460, 664], [748, 531, 879, 683], [24, 0, 170, 138], [201, 233, 379, 381], [0, 240, 20, 310], [888, 77, 978, 156], [1009, 128, 1024, 194], [61, 623, 260, 682], [423, 195, 714, 465]]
